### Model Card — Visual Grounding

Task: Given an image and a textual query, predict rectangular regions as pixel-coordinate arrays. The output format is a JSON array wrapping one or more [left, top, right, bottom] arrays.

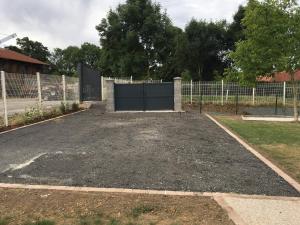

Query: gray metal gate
[[115, 83, 174, 111], [78, 63, 101, 101]]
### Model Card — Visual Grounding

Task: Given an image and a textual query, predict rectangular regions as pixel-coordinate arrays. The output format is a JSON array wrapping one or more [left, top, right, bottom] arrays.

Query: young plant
[[59, 102, 66, 114], [72, 102, 80, 111]]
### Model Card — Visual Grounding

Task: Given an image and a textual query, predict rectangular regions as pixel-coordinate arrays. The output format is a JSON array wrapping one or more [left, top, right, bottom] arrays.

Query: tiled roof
[[0, 48, 47, 65], [257, 70, 300, 82]]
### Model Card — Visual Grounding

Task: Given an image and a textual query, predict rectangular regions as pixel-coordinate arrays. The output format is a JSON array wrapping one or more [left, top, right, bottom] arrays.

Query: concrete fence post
[[62, 75, 66, 105], [101, 76, 104, 101], [106, 79, 115, 112], [283, 81, 286, 106], [226, 89, 229, 103], [190, 80, 193, 104], [36, 72, 42, 111], [221, 80, 224, 105], [1, 71, 8, 127], [174, 77, 182, 112], [252, 88, 256, 106]]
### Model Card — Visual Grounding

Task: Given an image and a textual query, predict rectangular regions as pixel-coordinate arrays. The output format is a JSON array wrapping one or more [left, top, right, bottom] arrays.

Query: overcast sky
[[0, 0, 247, 50]]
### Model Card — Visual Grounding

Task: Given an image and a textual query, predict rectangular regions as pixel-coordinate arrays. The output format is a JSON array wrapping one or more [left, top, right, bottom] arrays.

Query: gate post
[[77, 63, 83, 102], [174, 77, 182, 112], [106, 78, 115, 112], [1, 71, 8, 126], [36, 72, 42, 111]]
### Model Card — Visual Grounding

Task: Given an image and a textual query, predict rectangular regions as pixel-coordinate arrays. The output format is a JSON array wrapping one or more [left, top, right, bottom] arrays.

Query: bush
[[71, 102, 80, 111], [59, 102, 66, 114], [131, 205, 155, 218], [24, 106, 42, 123]]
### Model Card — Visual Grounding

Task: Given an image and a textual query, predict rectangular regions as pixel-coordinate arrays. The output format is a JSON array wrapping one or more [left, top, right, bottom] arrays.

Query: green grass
[[216, 116, 300, 182], [23, 220, 55, 225], [79, 214, 104, 225], [130, 205, 156, 218], [107, 219, 121, 225], [0, 217, 10, 225]]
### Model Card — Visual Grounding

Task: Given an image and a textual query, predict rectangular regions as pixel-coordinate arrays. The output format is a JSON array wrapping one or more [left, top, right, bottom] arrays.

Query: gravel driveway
[[0, 105, 298, 196]]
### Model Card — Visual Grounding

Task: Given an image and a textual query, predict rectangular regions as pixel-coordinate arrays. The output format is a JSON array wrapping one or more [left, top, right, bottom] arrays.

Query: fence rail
[[182, 80, 299, 106], [0, 71, 79, 127]]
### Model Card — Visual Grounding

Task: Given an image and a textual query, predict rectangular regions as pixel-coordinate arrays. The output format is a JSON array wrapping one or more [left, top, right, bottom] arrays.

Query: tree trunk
[[291, 72, 299, 122]]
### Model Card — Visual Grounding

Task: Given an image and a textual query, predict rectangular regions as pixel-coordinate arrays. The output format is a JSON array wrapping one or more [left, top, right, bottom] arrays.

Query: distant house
[[258, 70, 300, 82], [0, 48, 48, 74]]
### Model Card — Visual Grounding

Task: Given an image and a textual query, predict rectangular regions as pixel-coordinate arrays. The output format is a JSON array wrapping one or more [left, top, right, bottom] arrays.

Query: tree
[[230, 0, 300, 121], [49, 43, 102, 76], [49, 48, 65, 75], [183, 19, 228, 81], [6, 37, 50, 62], [96, 0, 178, 79], [79, 43, 102, 70], [226, 5, 246, 50], [49, 46, 81, 76]]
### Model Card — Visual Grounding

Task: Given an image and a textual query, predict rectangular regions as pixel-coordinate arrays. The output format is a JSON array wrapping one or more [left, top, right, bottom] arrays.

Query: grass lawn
[[216, 116, 300, 183], [0, 188, 234, 225]]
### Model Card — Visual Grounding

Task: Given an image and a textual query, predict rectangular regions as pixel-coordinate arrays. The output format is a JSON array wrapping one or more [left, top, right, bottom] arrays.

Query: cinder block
[[174, 77, 182, 112], [106, 79, 115, 112]]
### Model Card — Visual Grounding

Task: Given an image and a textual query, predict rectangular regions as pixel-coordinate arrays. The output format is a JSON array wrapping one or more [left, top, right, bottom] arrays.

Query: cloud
[[0, 0, 247, 50]]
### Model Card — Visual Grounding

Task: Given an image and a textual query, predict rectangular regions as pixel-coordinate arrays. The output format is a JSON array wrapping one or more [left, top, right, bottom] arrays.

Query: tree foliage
[[4, 2, 249, 82], [49, 43, 101, 76], [96, 0, 180, 79], [226, 5, 246, 50], [6, 37, 50, 62], [182, 20, 228, 81], [229, 0, 300, 120]]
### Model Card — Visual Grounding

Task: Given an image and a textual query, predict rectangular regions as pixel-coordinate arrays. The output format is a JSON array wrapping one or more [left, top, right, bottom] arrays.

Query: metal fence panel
[[0, 72, 79, 127], [182, 80, 299, 106]]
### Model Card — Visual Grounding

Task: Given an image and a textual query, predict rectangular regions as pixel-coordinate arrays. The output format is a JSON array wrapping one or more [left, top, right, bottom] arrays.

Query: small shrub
[[24, 106, 42, 123], [108, 219, 121, 225], [65, 102, 70, 111], [72, 102, 80, 111], [23, 220, 55, 225], [79, 214, 103, 225], [131, 205, 155, 218], [59, 102, 66, 114]]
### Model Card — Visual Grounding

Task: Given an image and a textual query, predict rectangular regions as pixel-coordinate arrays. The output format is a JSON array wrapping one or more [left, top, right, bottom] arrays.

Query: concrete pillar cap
[[174, 77, 182, 80]]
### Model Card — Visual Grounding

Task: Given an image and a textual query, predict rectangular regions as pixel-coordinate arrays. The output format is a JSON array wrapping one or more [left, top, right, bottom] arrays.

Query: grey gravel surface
[[0, 105, 299, 196]]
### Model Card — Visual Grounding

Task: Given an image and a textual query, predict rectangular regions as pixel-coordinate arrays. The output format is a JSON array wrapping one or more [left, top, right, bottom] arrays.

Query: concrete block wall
[[174, 77, 182, 112], [105, 79, 115, 112]]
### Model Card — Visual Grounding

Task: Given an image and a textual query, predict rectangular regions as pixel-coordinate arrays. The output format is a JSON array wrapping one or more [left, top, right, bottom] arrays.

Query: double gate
[[115, 83, 174, 111]]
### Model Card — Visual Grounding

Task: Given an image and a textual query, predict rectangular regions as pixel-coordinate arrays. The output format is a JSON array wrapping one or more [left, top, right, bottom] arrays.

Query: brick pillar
[[174, 77, 182, 112], [106, 79, 115, 112]]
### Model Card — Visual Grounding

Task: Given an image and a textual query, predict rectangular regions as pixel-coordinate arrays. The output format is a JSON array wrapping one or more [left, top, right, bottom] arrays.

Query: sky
[[0, 0, 247, 50]]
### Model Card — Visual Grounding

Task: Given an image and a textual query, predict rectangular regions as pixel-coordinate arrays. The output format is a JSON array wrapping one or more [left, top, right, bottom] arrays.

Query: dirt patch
[[0, 188, 234, 225]]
